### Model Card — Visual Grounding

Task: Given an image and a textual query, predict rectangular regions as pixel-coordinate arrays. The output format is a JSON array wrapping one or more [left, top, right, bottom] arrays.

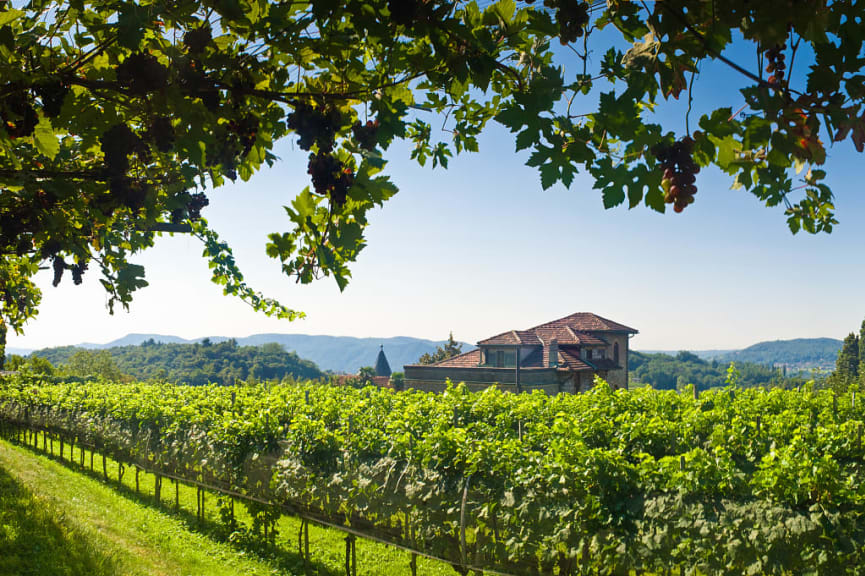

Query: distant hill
[[6, 347, 33, 356], [24, 333, 473, 374], [629, 350, 810, 390], [33, 340, 323, 385], [714, 338, 841, 370], [637, 337, 841, 372]]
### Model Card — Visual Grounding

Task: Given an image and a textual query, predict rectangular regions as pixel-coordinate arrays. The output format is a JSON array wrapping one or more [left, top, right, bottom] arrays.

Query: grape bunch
[[34, 81, 70, 118], [351, 119, 379, 151], [764, 43, 787, 86], [70, 261, 87, 285], [287, 102, 342, 152], [145, 116, 175, 152], [115, 52, 169, 95], [652, 137, 700, 213], [51, 256, 65, 287], [183, 26, 212, 55], [546, 0, 590, 44], [1, 89, 38, 139], [228, 114, 259, 156], [388, 0, 420, 26], [185, 192, 209, 220], [15, 236, 31, 257], [307, 153, 354, 205], [176, 57, 219, 110], [100, 124, 146, 177]]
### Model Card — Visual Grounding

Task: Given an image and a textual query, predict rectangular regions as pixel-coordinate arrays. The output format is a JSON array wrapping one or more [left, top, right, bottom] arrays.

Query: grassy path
[[0, 437, 453, 576]]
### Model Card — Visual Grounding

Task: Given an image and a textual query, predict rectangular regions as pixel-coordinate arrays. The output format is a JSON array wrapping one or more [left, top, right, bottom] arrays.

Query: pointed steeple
[[375, 344, 392, 377]]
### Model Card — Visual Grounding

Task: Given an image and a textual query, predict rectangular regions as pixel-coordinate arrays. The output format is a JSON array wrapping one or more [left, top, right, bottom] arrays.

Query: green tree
[[859, 318, 865, 381], [390, 371, 405, 391], [418, 332, 463, 365], [2, 1, 864, 364], [833, 332, 860, 388], [357, 366, 377, 383], [62, 349, 127, 381], [5, 354, 54, 375]]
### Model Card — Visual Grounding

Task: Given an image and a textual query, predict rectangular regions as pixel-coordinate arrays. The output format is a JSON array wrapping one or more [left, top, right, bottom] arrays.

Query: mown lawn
[[0, 437, 454, 576]]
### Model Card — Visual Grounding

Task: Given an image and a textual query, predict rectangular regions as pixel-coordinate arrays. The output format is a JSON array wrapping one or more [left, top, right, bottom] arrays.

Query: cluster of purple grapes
[[652, 137, 700, 213], [765, 44, 787, 86]]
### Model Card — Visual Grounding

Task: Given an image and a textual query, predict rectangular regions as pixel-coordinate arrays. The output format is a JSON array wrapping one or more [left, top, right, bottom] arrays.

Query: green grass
[[0, 434, 455, 576]]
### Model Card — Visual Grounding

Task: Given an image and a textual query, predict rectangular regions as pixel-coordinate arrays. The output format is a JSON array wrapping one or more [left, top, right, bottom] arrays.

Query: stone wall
[[403, 365, 560, 387], [602, 332, 631, 390], [404, 379, 561, 395]]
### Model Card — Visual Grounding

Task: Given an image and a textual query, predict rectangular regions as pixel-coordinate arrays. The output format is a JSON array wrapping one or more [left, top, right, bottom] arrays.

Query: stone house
[[403, 312, 638, 393]]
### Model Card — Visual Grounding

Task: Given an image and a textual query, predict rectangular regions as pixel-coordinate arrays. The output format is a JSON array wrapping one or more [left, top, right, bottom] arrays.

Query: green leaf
[[539, 163, 558, 190], [33, 116, 60, 160], [0, 9, 24, 27]]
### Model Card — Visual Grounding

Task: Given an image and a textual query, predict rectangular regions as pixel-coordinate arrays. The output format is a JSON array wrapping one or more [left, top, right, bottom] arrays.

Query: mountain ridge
[[639, 337, 842, 370], [11, 334, 842, 374], [21, 333, 474, 374]]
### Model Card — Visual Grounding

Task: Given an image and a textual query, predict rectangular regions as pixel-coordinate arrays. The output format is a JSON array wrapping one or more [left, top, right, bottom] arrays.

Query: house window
[[614, 342, 620, 364], [585, 348, 592, 360], [496, 350, 504, 367]]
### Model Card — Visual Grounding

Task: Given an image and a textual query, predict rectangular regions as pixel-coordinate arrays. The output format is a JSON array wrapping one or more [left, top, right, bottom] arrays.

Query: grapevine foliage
[[1, 0, 864, 360], [2, 377, 865, 575]]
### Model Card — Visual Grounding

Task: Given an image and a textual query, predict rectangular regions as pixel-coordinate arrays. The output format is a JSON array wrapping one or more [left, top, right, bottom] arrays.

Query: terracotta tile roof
[[478, 330, 520, 345], [532, 312, 638, 334], [477, 330, 541, 345], [414, 349, 481, 368], [558, 347, 595, 371], [515, 330, 543, 344], [533, 326, 608, 347]]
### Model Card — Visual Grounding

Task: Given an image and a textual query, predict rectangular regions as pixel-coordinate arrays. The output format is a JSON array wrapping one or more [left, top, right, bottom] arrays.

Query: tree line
[[7, 339, 322, 386], [829, 318, 865, 391], [630, 351, 810, 391]]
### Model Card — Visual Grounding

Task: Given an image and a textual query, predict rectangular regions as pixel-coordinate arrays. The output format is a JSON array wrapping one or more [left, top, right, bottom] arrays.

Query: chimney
[[549, 339, 558, 368]]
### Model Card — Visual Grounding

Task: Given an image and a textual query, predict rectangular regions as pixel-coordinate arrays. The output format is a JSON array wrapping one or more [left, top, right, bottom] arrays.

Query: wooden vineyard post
[[59, 436, 64, 460], [460, 475, 472, 570], [42, 431, 46, 452], [344, 535, 357, 576], [135, 468, 140, 493], [298, 521, 304, 567], [406, 511, 417, 576], [298, 520, 310, 571], [175, 480, 180, 511], [50, 435, 53, 456], [102, 453, 107, 480], [154, 474, 162, 506], [89, 447, 93, 471]]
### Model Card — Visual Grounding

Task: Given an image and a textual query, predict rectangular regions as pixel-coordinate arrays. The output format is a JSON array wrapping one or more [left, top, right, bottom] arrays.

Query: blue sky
[[9, 23, 865, 352]]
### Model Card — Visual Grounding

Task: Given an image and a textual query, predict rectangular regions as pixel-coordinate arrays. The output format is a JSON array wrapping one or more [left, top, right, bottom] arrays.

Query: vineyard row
[[1, 376, 865, 575]]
